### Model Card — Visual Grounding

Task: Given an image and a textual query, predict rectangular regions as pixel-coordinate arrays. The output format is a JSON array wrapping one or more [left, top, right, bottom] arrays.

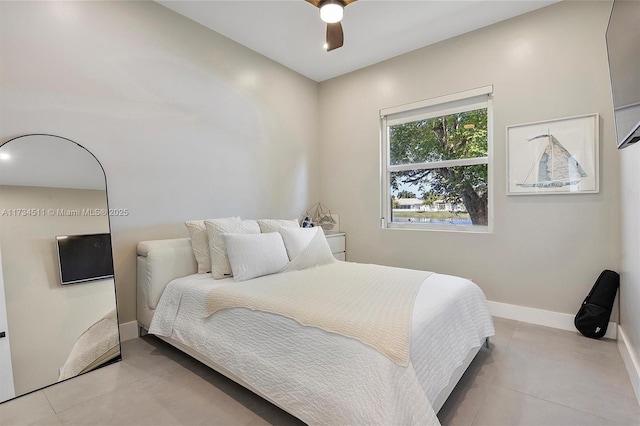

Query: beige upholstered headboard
[[136, 238, 197, 330]]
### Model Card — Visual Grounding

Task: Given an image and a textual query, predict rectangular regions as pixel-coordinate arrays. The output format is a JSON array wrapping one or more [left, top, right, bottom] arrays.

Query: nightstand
[[325, 232, 346, 261]]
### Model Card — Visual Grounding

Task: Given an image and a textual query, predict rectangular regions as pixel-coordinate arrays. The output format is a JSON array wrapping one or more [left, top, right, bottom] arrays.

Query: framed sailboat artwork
[[507, 113, 599, 195]]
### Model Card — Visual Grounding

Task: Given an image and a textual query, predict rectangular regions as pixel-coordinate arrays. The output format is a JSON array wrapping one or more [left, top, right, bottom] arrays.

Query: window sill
[[384, 223, 492, 234]]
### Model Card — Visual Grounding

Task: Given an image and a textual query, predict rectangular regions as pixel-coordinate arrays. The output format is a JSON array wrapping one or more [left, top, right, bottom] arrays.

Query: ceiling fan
[[305, 0, 357, 51]]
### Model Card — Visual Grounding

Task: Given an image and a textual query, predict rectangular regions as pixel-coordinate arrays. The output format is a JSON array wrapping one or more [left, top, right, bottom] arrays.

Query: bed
[[136, 224, 494, 425]]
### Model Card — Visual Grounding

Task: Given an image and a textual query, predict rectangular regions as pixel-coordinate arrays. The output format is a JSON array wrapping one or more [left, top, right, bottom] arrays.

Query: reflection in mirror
[[0, 134, 121, 403]]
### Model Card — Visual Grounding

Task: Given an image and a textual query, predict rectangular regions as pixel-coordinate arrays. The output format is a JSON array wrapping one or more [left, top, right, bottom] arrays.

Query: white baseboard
[[618, 326, 640, 406], [119, 321, 139, 342], [487, 300, 617, 340]]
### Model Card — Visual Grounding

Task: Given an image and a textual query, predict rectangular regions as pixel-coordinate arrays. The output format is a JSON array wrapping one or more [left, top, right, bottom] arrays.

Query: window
[[380, 86, 493, 231]]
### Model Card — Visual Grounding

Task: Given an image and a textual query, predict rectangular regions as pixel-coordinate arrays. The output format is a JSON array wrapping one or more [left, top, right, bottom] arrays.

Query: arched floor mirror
[[0, 134, 121, 403]]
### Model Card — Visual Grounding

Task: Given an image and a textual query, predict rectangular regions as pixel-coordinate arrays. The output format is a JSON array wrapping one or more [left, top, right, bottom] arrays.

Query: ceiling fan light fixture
[[319, 0, 344, 24]]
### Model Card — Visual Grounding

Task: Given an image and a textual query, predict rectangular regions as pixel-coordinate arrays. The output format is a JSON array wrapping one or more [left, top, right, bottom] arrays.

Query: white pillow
[[257, 218, 299, 233], [224, 233, 289, 282], [204, 218, 260, 279], [185, 217, 240, 274], [278, 226, 321, 260]]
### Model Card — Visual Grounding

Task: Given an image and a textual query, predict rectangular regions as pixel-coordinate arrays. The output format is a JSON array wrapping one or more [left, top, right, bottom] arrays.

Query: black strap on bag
[[574, 270, 619, 339]]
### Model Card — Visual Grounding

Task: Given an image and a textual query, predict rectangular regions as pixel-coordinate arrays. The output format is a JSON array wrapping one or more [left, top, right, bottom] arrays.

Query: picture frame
[[506, 113, 599, 195]]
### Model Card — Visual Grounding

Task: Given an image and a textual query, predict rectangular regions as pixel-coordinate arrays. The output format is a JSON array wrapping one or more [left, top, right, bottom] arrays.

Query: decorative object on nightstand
[[301, 216, 315, 228], [302, 202, 339, 232]]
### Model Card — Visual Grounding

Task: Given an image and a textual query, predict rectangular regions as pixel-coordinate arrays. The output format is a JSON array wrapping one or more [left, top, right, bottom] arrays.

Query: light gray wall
[[0, 186, 115, 396], [0, 1, 320, 323], [318, 1, 620, 316], [620, 143, 640, 384], [612, 0, 640, 394]]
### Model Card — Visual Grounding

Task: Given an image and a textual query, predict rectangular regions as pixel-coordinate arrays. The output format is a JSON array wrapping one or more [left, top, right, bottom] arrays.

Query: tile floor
[[1, 317, 639, 425]]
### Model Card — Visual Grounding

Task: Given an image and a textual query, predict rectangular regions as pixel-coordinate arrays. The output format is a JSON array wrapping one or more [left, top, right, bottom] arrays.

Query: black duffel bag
[[575, 270, 619, 339]]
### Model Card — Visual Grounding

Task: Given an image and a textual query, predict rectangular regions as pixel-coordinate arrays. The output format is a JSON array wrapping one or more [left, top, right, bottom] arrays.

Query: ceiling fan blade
[[305, 0, 356, 7], [326, 22, 344, 51]]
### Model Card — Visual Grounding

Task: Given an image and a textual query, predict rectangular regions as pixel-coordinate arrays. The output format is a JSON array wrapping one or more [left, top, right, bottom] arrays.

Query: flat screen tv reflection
[[56, 233, 114, 285]]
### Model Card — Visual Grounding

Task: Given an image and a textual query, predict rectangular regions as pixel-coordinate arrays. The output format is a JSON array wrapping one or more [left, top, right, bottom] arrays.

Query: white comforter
[[205, 262, 432, 366], [149, 264, 494, 425]]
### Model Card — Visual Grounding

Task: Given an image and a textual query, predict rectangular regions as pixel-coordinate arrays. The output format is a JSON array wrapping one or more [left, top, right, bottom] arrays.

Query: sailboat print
[[517, 133, 587, 188]]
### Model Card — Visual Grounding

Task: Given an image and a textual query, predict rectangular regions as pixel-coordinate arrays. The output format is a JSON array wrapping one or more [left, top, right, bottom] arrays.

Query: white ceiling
[[158, 0, 559, 82]]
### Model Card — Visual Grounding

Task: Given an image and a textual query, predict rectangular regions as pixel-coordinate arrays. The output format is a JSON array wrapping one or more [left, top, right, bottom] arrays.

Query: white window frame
[[380, 85, 494, 232]]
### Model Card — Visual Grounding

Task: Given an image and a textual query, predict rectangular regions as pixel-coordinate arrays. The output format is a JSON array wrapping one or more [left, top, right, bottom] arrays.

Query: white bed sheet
[[149, 265, 494, 425]]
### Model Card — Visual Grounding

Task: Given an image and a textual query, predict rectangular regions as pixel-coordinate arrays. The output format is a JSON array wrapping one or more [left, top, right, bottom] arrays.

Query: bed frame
[[136, 237, 483, 415]]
